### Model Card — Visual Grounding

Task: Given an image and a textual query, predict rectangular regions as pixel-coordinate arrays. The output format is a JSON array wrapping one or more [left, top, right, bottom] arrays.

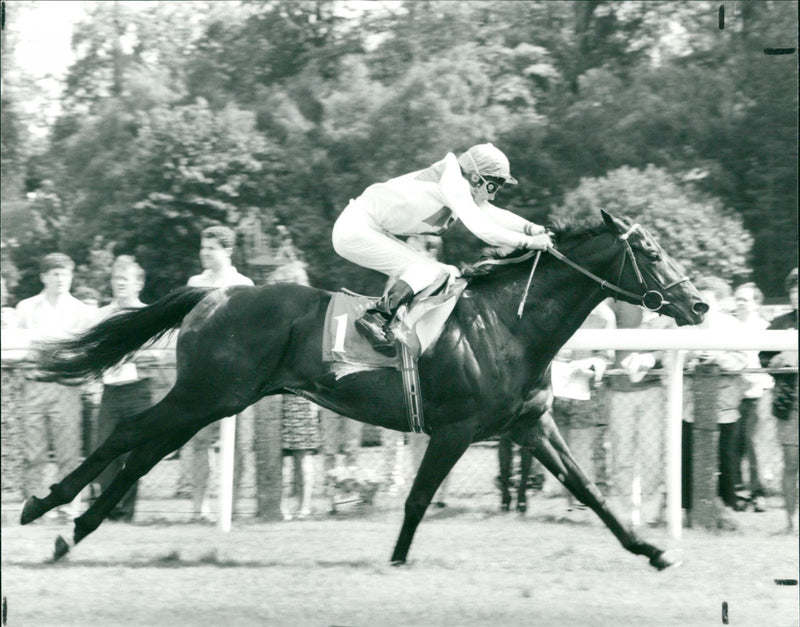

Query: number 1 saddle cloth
[[322, 278, 468, 371]]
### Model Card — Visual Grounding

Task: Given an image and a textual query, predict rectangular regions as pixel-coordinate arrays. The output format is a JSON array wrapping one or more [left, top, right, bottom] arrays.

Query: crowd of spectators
[[1, 239, 796, 533]]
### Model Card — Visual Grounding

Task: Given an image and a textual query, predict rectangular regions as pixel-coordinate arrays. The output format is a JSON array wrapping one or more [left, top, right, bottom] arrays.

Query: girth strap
[[398, 341, 425, 434]]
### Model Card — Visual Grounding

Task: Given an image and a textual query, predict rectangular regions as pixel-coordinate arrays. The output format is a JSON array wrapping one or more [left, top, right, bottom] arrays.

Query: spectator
[[91, 256, 159, 522], [185, 226, 254, 521], [759, 268, 798, 534], [497, 435, 534, 512], [14, 253, 95, 517], [547, 299, 615, 508], [605, 300, 671, 526], [320, 409, 364, 506], [1, 276, 19, 331], [381, 428, 406, 495], [732, 282, 771, 512], [280, 395, 321, 520], [682, 276, 748, 516], [267, 257, 323, 519]]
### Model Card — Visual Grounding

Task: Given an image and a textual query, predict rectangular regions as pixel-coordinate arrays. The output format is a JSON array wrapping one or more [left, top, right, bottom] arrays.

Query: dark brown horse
[[22, 210, 707, 568]]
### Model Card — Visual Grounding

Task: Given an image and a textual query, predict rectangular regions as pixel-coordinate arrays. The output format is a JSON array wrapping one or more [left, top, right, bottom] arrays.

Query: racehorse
[[21, 210, 707, 568]]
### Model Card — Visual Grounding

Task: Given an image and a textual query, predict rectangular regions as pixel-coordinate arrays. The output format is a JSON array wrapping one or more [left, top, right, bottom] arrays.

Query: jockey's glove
[[524, 222, 548, 236], [522, 233, 553, 250], [441, 264, 462, 281]]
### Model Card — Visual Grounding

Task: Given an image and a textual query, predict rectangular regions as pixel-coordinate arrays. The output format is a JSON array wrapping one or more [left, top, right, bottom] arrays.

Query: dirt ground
[[2, 500, 798, 627]]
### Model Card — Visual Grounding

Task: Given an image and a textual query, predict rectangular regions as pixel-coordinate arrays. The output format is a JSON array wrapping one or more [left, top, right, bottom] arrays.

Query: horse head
[[599, 209, 707, 326]]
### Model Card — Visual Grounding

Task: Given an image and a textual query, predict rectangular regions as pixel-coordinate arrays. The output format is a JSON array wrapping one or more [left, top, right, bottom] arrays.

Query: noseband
[[525, 223, 689, 314]]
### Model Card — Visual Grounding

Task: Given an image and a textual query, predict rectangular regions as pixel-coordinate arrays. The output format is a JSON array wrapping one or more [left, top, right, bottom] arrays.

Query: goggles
[[465, 149, 506, 195], [478, 174, 505, 195]]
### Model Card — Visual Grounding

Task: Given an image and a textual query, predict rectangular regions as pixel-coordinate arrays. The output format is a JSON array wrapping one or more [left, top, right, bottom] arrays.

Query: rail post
[[217, 415, 236, 532], [665, 349, 685, 539]]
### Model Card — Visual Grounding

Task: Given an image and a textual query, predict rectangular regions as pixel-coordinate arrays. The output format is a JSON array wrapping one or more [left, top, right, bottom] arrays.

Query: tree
[[4, 0, 795, 301], [554, 165, 753, 285]]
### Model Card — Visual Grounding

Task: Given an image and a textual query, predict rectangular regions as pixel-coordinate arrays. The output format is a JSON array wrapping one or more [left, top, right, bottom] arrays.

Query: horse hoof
[[390, 559, 407, 567], [516, 502, 527, 514], [53, 535, 71, 561], [20, 496, 45, 526], [650, 550, 681, 571]]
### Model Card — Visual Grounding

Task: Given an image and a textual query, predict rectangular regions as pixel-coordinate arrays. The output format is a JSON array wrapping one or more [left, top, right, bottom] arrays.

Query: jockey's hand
[[524, 222, 548, 236], [441, 264, 462, 281], [523, 233, 553, 251]]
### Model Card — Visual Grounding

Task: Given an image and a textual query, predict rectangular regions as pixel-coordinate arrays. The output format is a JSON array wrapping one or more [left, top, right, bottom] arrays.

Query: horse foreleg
[[515, 413, 678, 570], [390, 419, 477, 565]]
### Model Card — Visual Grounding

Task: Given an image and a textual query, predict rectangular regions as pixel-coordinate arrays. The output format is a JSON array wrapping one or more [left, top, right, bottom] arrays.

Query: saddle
[[322, 276, 467, 432]]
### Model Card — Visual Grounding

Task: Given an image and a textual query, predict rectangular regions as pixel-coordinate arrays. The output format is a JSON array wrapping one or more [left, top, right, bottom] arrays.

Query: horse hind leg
[[56, 428, 196, 560], [391, 419, 477, 565], [515, 413, 679, 571], [21, 392, 187, 526], [20, 425, 143, 526]]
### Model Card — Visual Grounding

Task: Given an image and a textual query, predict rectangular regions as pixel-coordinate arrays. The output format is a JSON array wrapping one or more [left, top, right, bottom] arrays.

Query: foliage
[[554, 165, 753, 284], [1, 0, 796, 302], [72, 237, 116, 304]]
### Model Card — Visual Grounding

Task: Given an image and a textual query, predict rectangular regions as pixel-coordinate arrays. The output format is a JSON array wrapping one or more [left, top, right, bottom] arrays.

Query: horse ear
[[600, 209, 623, 233]]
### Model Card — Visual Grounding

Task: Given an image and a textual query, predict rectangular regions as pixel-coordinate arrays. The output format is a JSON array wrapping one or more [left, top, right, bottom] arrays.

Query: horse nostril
[[692, 301, 709, 315]]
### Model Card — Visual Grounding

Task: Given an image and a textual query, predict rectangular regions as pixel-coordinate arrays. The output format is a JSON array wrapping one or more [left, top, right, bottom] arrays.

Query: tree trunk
[[691, 362, 721, 529]]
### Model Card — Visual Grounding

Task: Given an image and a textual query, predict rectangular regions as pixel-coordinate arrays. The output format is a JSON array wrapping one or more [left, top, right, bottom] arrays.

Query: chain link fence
[[1, 363, 792, 523]]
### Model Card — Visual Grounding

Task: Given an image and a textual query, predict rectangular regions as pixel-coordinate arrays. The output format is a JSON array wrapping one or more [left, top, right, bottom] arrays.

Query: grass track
[[3, 505, 798, 627]]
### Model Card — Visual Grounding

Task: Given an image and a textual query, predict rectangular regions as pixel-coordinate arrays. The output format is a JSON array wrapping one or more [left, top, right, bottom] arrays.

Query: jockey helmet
[[457, 143, 518, 185]]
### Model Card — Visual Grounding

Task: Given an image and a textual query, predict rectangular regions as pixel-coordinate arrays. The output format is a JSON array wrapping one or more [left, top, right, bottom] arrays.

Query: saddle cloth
[[322, 278, 468, 370]]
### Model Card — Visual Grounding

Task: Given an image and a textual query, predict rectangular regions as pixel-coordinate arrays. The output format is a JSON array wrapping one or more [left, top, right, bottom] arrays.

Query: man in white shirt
[[332, 143, 552, 356], [15, 253, 95, 504], [92, 256, 161, 522], [682, 276, 749, 514], [547, 300, 615, 508], [185, 226, 253, 520], [732, 282, 771, 511]]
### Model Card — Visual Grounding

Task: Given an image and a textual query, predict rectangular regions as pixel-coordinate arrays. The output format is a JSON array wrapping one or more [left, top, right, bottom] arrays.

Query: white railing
[[565, 328, 798, 539]]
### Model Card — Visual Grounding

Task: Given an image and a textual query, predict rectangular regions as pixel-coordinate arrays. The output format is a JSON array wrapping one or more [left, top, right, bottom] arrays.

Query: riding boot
[[355, 280, 415, 357]]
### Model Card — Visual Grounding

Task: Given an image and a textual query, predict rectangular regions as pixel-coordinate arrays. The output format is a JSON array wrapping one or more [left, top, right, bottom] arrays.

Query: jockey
[[332, 143, 553, 355]]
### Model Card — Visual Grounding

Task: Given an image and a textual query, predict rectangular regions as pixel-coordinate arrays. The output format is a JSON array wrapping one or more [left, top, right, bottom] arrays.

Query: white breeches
[[332, 201, 456, 293]]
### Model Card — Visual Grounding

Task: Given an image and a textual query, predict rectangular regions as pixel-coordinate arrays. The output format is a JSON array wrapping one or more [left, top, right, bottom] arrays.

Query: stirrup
[[355, 314, 397, 357]]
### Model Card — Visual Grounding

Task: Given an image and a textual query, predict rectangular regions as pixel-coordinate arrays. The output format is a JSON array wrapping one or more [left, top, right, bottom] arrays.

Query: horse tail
[[34, 287, 214, 383]]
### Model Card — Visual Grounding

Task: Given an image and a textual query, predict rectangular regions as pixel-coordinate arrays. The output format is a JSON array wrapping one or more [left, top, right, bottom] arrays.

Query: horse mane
[[462, 215, 610, 279]]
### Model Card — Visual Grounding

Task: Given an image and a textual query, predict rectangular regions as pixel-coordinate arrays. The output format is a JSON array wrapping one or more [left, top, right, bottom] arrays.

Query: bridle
[[516, 223, 690, 318]]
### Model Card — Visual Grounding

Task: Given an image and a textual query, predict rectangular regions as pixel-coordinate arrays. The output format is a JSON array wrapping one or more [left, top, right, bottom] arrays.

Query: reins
[[515, 223, 690, 318]]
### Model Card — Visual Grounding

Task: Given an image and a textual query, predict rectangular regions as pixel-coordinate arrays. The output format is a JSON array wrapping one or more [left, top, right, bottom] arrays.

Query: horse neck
[[479, 234, 623, 355]]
